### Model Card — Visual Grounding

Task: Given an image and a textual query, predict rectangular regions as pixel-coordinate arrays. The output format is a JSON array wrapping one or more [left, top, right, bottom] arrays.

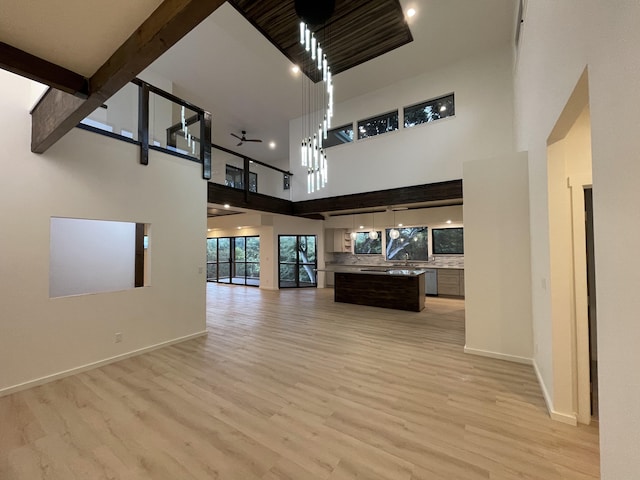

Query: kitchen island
[[334, 269, 426, 312]]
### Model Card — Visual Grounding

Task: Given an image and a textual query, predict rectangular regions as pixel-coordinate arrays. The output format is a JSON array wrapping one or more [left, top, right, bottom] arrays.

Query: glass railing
[[78, 79, 293, 199], [212, 144, 292, 201], [149, 90, 201, 161], [80, 82, 139, 141], [248, 160, 291, 200]]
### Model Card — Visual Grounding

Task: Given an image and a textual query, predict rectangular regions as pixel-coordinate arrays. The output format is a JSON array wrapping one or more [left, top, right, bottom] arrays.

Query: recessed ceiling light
[[207, 228, 212, 232], [398, 223, 403, 227], [407, 8, 416, 18], [269, 141, 276, 149], [446, 220, 452, 224], [237, 226, 242, 230], [224, 204, 230, 209], [291, 65, 300, 74], [359, 225, 364, 229]]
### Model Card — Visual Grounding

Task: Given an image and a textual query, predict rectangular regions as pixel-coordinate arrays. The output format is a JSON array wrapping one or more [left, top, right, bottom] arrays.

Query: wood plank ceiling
[[228, 0, 413, 82]]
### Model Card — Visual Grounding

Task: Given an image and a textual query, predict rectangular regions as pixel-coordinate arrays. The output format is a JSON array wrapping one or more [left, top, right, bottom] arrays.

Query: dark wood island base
[[335, 271, 426, 312]]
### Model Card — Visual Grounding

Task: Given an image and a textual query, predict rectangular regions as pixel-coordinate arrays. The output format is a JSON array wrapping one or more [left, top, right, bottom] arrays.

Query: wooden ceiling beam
[[31, 0, 226, 154], [0, 42, 89, 96], [293, 180, 463, 216]]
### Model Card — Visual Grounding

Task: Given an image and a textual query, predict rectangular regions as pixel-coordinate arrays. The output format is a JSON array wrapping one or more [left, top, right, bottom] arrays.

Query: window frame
[[431, 227, 464, 255], [356, 110, 399, 140], [353, 231, 383, 255], [324, 123, 355, 148], [403, 93, 455, 129]]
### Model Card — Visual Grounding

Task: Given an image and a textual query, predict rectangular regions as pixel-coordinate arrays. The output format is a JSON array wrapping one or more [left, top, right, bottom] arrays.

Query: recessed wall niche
[[49, 217, 150, 298]]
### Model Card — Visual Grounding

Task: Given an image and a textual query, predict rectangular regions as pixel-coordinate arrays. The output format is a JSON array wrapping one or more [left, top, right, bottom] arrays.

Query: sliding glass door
[[278, 235, 317, 288], [206, 236, 260, 286]]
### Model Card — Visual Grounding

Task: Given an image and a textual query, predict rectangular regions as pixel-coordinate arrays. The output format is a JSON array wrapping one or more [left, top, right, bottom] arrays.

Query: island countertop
[[316, 267, 427, 276], [320, 263, 464, 271]]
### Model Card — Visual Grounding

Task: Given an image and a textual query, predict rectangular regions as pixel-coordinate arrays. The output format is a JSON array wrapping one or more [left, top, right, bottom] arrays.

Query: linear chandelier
[[299, 21, 333, 194]]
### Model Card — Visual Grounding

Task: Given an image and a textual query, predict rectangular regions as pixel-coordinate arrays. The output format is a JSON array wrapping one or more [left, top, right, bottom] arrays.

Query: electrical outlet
[[115, 332, 123, 343]]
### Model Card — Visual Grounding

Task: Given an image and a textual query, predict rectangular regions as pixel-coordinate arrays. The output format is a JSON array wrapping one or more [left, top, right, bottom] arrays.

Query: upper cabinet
[[325, 229, 352, 253]]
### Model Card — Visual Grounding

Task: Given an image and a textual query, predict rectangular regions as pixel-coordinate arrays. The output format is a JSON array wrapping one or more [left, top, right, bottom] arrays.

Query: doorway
[[278, 235, 317, 288], [546, 68, 596, 424], [206, 236, 260, 286], [584, 187, 598, 419]]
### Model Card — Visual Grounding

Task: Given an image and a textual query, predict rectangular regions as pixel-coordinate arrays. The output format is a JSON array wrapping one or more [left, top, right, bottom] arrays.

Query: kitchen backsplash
[[326, 253, 464, 268]]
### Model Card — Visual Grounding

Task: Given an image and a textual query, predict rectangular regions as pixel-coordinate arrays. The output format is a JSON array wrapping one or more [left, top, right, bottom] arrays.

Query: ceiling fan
[[231, 130, 263, 147]]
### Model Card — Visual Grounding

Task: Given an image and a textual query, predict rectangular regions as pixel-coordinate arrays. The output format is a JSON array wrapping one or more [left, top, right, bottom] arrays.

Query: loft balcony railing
[[77, 79, 292, 201]]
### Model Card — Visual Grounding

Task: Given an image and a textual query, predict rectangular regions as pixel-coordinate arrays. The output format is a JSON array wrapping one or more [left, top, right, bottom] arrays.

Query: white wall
[[0, 72, 207, 394], [463, 152, 533, 363], [49, 218, 136, 298], [515, 1, 640, 477], [289, 46, 515, 200]]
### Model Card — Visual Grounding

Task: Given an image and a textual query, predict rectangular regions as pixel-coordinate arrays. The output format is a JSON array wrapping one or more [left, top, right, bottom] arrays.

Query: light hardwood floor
[[0, 285, 599, 479]]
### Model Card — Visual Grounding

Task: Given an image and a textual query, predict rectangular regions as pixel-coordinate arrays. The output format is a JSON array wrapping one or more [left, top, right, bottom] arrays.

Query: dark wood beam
[[208, 180, 463, 220], [293, 180, 463, 216], [0, 42, 89, 96], [208, 183, 295, 217], [31, 0, 226, 154]]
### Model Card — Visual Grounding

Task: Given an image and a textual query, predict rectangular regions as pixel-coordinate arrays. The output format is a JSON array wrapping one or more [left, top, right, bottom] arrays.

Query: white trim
[[463, 346, 533, 365], [0, 330, 208, 398], [568, 174, 594, 425], [533, 360, 578, 426]]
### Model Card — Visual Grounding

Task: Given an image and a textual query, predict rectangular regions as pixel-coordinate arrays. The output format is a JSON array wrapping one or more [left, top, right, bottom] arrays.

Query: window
[[385, 227, 429, 261], [225, 164, 257, 193], [357, 110, 399, 139], [278, 235, 317, 288], [432, 227, 464, 254], [354, 232, 382, 254], [404, 94, 455, 128], [207, 236, 260, 286], [324, 123, 354, 148]]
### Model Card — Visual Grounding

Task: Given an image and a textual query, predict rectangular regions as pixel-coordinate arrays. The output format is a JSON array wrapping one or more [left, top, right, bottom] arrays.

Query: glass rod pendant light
[[299, 20, 334, 194]]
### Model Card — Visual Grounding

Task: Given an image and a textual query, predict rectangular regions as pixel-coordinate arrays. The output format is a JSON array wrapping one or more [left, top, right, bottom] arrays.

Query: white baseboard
[[464, 348, 578, 426], [532, 360, 577, 426], [0, 330, 208, 398], [463, 346, 533, 365]]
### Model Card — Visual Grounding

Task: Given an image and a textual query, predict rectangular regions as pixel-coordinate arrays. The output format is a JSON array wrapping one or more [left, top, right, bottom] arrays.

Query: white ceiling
[[147, 0, 517, 168], [0, 0, 163, 77]]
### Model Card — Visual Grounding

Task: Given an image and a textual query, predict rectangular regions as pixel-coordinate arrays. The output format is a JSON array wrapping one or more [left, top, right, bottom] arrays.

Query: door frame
[[277, 235, 318, 288], [568, 175, 593, 424]]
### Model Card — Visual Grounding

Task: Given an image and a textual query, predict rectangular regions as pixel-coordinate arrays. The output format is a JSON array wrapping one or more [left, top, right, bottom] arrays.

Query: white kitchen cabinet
[[325, 229, 352, 252]]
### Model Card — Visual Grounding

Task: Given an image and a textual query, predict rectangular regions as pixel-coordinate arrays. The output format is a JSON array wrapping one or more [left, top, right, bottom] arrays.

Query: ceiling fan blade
[[245, 139, 263, 143], [230, 133, 242, 140], [236, 141, 243, 146]]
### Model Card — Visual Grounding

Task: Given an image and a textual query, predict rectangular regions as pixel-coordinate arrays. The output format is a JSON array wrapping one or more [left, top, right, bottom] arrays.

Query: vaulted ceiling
[[0, 0, 517, 161], [149, 0, 517, 165], [229, 0, 412, 82]]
